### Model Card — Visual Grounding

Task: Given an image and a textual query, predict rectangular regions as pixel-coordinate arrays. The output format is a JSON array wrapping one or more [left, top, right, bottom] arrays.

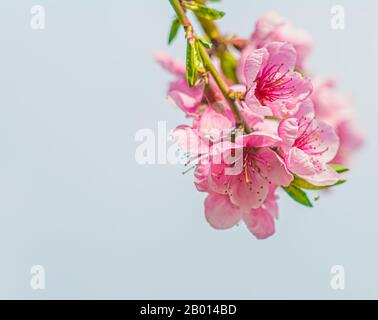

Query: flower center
[[294, 119, 329, 156], [254, 64, 295, 105]]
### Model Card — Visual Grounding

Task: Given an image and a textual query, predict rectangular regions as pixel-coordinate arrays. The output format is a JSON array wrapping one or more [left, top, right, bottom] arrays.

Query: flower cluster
[[157, 6, 363, 239]]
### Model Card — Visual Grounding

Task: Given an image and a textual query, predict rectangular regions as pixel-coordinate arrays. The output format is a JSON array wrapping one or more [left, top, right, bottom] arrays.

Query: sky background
[[0, 0, 376, 299]]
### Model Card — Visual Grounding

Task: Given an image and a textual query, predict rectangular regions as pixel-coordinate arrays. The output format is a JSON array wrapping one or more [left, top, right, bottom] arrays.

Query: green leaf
[[186, 39, 204, 87], [220, 50, 238, 83], [292, 175, 346, 190], [283, 185, 313, 208], [186, 39, 197, 87], [168, 18, 181, 45], [185, 3, 225, 21], [198, 38, 212, 49], [329, 164, 350, 174], [194, 41, 205, 72]]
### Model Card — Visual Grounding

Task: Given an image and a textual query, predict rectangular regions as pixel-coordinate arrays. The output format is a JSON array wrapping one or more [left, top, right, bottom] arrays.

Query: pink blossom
[[157, 5, 362, 240], [311, 78, 364, 165], [155, 52, 204, 117], [171, 107, 233, 157], [206, 132, 292, 211], [238, 11, 313, 81], [156, 53, 264, 128], [173, 117, 293, 213], [278, 100, 341, 186], [204, 185, 279, 239], [243, 42, 312, 118]]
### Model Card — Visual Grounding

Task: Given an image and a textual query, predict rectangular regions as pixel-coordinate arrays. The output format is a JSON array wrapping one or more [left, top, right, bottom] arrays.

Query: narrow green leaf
[[194, 41, 205, 73], [292, 175, 346, 190], [334, 180, 347, 186], [220, 50, 238, 83], [198, 38, 212, 49], [186, 39, 197, 87], [168, 18, 181, 45], [185, 3, 225, 21], [329, 164, 350, 174], [186, 39, 204, 87], [283, 185, 313, 208]]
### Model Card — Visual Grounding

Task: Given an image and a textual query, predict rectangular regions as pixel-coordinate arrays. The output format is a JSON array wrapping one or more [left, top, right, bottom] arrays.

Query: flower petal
[[278, 118, 299, 151], [244, 48, 268, 86], [244, 87, 273, 117], [308, 120, 340, 163], [286, 147, 340, 186], [154, 52, 185, 76], [265, 42, 297, 71], [229, 172, 269, 211], [199, 108, 233, 143], [194, 161, 210, 192], [286, 147, 318, 176], [257, 148, 293, 187], [171, 125, 209, 156], [243, 206, 276, 240], [236, 132, 282, 149], [287, 72, 313, 104], [303, 165, 341, 186], [205, 193, 242, 230], [168, 79, 204, 116]]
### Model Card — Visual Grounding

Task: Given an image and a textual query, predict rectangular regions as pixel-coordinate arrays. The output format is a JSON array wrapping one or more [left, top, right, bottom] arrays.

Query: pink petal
[[278, 118, 299, 151], [252, 12, 287, 43], [171, 125, 209, 156], [229, 172, 270, 211], [302, 165, 341, 186], [208, 162, 231, 195], [204, 193, 242, 230], [286, 147, 318, 176], [243, 207, 276, 240], [309, 120, 340, 163], [154, 52, 185, 76], [168, 79, 204, 116], [277, 25, 313, 70], [287, 72, 313, 104], [257, 148, 293, 187], [194, 162, 210, 192], [295, 99, 315, 122], [236, 132, 282, 149], [286, 148, 341, 186], [244, 48, 268, 85], [243, 183, 280, 239], [199, 108, 233, 143], [265, 42, 297, 71], [244, 87, 273, 117], [238, 100, 266, 127]]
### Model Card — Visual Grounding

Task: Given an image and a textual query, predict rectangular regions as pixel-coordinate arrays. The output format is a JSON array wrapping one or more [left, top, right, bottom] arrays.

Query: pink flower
[[171, 107, 234, 157], [156, 53, 264, 128], [278, 100, 341, 186], [243, 42, 312, 118], [204, 185, 279, 239], [332, 120, 364, 166], [173, 114, 293, 213], [311, 78, 364, 165], [155, 52, 204, 117], [238, 12, 313, 81], [206, 132, 293, 212]]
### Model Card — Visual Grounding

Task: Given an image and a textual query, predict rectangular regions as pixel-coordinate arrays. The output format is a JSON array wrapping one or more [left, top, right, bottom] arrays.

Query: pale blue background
[[0, 0, 376, 299]]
